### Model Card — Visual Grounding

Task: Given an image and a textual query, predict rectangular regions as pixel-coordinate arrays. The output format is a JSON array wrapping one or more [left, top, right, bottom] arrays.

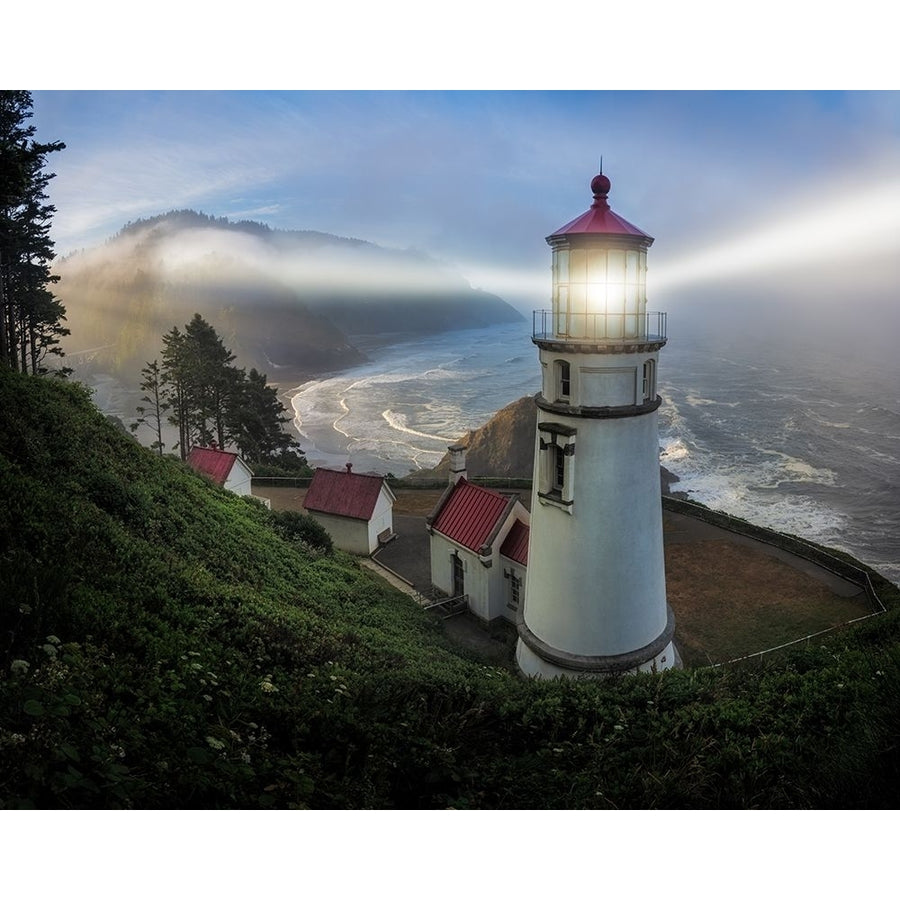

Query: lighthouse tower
[[516, 171, 676, 678]]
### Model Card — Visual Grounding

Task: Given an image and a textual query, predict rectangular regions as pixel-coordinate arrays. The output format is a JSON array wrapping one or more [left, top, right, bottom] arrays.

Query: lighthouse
[[516, 170, 677, 678]]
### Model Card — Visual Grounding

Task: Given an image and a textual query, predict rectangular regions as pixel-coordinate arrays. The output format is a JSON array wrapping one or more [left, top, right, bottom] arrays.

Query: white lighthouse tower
[[516, 170, 676, 678]]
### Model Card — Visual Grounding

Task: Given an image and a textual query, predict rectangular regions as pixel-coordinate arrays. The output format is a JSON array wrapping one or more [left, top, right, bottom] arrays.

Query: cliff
[[406, 392, 681, 493]]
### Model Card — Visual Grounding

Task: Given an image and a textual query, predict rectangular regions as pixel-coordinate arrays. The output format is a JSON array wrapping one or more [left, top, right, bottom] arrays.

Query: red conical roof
[[548, 172, 652, 243]]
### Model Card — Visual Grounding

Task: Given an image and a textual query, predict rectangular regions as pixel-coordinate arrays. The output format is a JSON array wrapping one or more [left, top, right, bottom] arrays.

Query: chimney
[[448, 444, 467, 485], [345, 462, 353, 474]]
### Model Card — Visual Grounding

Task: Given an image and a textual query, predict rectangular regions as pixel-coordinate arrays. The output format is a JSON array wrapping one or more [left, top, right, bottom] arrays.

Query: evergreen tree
[[181, 313, 237, 449], [228, 367, 295, 463], [160, 326, 190, 459], [153, 314, 301, 466], [0, 91, 67, 374], [130, 359, 168, 455]]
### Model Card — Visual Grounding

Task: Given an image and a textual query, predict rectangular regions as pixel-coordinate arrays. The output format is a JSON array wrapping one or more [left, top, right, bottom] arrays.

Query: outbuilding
[[186, 446, 254, 497], [303, 464, 395, 555], [427, 477, 529, 624]]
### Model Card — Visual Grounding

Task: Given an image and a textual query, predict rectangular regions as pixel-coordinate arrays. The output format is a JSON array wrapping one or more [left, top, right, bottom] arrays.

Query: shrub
[[269, 509, 333, 554]]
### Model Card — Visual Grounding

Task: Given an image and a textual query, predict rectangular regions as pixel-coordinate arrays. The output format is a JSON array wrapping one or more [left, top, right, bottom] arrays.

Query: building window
[[507, 573, 521, 611], [452, 553, 464, 597], [557, 360, 571, 402]]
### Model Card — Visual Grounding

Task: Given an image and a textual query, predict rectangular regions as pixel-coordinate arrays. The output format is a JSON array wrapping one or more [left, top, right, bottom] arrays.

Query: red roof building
[[186, 447, 253, 496], [428, 477, 529, 624], [303, 464, 395, 555], [430, 479, 515, 555]]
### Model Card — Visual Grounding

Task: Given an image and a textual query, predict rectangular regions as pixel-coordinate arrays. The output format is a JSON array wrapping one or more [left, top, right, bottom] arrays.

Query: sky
[[29, 89, 900, 326]]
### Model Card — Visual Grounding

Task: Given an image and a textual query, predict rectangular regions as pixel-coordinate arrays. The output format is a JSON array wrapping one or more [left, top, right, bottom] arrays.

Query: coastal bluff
[[403, 393, 680, 494]]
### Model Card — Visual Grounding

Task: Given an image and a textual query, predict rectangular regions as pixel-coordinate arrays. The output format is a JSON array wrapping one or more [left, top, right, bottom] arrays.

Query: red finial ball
[[591, 173, 611, 196]]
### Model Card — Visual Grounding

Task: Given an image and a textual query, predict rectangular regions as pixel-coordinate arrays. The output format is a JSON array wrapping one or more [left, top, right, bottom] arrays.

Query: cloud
[[36, 91, 900, 313]]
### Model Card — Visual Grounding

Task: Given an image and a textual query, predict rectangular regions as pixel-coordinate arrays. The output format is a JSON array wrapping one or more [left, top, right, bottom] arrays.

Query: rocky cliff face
[[407, 392, 680, 494], [414, 394, 538, 481]]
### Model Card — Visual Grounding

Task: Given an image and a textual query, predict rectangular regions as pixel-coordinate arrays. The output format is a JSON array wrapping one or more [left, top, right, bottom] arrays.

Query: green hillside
[[2, 367, 900, 808]]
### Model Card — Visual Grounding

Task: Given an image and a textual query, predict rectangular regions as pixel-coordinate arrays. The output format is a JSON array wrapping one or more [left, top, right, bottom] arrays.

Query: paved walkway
[[371, 515, 432, 593]]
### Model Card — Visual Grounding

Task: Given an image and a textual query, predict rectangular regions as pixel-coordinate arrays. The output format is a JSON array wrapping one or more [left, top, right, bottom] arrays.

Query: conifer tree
[[227, 367, 295, 463], [0, 91, 67, 374], [181, 313, 237, 449], [155, 314, 300, 465], [130, 359, 168, 455], [160, 326, 190, 458]]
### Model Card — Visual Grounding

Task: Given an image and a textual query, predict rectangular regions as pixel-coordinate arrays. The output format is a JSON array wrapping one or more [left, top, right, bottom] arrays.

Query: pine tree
[[130, 359, 168, 455], [228, 367, 295, 463], [160, 326, 190, 459], [0, 91, 67, 374], [151, 314, 304, 466], [181, 313, 237, 449]]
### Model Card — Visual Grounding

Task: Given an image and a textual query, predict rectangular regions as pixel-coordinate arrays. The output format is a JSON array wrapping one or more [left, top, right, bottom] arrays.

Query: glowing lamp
[[543, 173, 656, 341]]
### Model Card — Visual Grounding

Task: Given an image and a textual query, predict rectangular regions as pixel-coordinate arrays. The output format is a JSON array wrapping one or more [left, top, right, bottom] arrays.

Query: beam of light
[[456, 263, 547, 302], [653, 177, 900, 293]]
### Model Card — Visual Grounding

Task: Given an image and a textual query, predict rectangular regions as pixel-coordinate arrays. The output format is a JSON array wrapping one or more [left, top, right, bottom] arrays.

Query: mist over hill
[[54, 211, 523, 384]]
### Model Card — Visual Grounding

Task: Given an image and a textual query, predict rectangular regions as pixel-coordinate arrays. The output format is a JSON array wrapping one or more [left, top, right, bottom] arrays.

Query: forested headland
[[54, 209, 524, 386]]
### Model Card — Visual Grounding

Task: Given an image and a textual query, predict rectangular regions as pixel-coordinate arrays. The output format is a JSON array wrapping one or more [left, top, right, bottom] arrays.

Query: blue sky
[[31, 90, 900, 314]]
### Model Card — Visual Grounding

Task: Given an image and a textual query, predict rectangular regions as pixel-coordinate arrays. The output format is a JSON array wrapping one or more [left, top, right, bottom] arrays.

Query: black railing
[[533, 309, 667, 343]]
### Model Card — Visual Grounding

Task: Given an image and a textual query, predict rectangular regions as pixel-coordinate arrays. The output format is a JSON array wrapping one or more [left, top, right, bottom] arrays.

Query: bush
[[269, 509, 333, 554]]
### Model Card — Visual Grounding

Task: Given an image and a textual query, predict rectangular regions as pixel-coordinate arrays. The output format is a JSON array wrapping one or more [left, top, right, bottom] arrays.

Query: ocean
[[289, 312, 900, 585]]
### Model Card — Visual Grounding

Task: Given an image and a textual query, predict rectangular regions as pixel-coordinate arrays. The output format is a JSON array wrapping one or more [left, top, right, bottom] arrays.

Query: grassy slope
[[2, 368, 900, 809]]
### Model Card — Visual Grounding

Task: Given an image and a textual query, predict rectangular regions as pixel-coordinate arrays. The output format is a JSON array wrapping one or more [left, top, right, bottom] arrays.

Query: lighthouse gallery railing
[[533, 309, 667, 343]]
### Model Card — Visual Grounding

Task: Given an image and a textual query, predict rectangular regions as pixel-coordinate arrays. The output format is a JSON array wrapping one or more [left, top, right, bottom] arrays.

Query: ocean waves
[[290, 322, 541, 474], [290, 318, 898, 584]]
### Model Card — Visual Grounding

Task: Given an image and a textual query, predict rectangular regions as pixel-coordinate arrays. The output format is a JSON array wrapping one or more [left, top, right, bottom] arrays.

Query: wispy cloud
[[36, 91, 900, 310]]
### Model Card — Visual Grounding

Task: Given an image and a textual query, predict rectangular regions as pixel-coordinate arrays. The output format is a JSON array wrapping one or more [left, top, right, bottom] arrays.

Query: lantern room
[[537, 173, 664, 343]]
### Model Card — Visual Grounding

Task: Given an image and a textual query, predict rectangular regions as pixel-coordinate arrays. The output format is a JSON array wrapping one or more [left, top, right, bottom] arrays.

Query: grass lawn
[[665, 539, 872, 667]]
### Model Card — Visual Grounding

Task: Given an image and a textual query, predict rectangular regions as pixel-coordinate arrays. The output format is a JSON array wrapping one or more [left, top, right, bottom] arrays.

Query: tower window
[[537, 422, 576, 510], [554, 444, 566, 492], [557, 360, 571, 402], [642, 359, 656, 401]]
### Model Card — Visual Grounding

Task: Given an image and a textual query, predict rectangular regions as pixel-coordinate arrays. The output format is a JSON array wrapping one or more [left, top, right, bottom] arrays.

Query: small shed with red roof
[[427, 477, 529, 624], [303, 464, 395, 555], [186, 446, 254, 497]]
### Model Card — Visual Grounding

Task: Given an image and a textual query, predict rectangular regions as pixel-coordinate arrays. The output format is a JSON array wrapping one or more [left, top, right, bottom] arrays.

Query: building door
[[452, 553, 465, 597]]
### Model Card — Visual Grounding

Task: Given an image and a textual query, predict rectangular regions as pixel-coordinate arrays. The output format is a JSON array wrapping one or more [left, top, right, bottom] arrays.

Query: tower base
[[515, 609, 679, 679]]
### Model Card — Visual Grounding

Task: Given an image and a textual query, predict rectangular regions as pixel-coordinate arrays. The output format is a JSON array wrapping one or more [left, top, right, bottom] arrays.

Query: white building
[[516, 171, 677, 678], [427, 448, 530, 624], [303, 464, 395, 555], [186, 446, 254, 497]]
